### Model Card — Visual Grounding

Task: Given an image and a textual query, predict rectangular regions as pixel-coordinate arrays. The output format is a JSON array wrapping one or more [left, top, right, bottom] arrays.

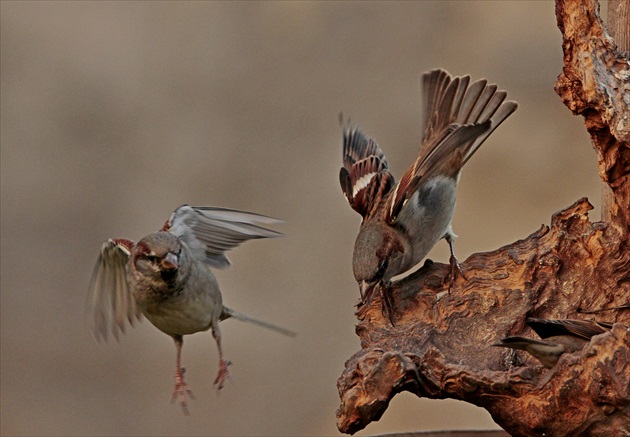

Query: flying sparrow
[[493, 318, 613, 368], [87, 205, 295, 414], [340, 68, 518, 324]]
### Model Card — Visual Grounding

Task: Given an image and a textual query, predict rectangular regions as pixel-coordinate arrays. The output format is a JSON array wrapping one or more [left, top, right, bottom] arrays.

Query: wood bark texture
[[336, 1, 630, 435]]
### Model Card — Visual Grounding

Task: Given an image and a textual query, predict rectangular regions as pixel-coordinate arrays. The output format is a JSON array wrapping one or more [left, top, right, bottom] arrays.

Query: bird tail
[[220, 306, 296, 337]]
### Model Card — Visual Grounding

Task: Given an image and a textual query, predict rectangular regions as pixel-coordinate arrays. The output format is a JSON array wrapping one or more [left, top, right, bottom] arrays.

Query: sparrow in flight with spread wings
[[340, 69, 518, 324], [87, 205, 295, 414]]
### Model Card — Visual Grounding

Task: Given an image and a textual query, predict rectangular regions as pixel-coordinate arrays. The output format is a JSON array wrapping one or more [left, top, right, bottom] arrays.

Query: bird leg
[[358, 281, 398, 326], [445, 235, 467, 291], [211, 324, 232, 390], [379, 283, 398, 326], [362, 285, 375, 308], [171, 335, 195, 415]]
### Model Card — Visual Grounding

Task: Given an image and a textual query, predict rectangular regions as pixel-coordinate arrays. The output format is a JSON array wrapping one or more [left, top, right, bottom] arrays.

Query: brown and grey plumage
[[340, 69, 518, 324], [87, 205, 295, 415], [493, 318, 613, 369]]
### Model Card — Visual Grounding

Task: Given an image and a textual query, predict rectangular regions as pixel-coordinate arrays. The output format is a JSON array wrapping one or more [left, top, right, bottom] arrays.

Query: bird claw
[[446, 253, 467, 292], [213, 359, 232, 390], [355, 283, 398, 326], [379, 284, 398, 326], [171, 366, 195, 416]]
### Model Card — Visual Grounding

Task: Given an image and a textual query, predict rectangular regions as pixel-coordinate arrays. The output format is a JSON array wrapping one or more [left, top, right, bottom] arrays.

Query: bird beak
[[359, 280, 376, 304], [161, 252, 179, 271]]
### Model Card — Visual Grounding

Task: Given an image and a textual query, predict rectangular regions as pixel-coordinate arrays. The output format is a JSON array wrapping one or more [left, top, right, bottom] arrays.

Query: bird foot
[[379, 284, 398, 326], [171, 366, 195, 415], [355, 284, 398, 326], [446, 253, 467, 292], [213, 359, 232, 390]]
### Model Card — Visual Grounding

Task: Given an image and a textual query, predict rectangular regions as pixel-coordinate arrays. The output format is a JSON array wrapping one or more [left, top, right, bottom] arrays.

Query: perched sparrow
[[340, 69, 518, 323], [493, 318, 613, 369], [87, 205, 295, 414]]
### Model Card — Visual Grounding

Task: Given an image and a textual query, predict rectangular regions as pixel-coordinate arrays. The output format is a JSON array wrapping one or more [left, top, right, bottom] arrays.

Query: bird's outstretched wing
[[339, 123, 395, 219], [163, 205, 283, 269], [87, 238, 142, 342], [387, 69, 518, 223]]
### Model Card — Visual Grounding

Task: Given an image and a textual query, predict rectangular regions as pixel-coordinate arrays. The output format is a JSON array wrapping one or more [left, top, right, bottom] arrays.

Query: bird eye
[[377, 260, 387, 276], [145, 255, 158, 263]]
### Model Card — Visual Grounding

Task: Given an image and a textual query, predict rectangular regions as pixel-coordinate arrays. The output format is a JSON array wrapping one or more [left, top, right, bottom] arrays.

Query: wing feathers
[[166, 205, 283, 269], [340, 125, 395, 218], [387, 69, 517, 222], [87, 239, 141, 342], [455, 78, 488, 124], [87, 205, 282, 342], [526, 318, 613, 340]]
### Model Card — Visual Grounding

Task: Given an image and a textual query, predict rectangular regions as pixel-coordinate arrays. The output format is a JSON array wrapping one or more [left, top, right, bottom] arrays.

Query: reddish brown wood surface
[[336, 1, 629, 435]]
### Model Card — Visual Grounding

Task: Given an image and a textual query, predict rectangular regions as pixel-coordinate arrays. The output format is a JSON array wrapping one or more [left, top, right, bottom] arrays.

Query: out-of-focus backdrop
[[1, 2, 603, 436]]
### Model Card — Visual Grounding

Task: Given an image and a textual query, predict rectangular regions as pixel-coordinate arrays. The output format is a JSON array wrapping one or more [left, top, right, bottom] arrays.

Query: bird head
[[132, 232, 189, 287], [352, 222, 407, 300]]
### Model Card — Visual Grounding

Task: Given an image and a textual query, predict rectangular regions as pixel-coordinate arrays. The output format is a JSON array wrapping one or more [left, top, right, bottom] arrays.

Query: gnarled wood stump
[[336, 1, 629, 435]]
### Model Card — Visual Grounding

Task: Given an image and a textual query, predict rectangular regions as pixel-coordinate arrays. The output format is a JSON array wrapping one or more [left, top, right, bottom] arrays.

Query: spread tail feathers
[[220, 306, 296, 337]]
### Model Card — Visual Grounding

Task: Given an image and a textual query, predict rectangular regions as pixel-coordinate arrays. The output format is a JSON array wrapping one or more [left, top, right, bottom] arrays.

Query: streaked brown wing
[[340, 125, 395, 219], [87, 238, 142, 342], [387, 69, 518, 223], [527, 318, 612, 340]]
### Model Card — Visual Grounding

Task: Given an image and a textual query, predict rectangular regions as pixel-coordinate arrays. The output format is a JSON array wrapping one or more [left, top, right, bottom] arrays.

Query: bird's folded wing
[[526, 318, 613, 340], [164, 205, 284, 269], [87, 238, 142, 342]]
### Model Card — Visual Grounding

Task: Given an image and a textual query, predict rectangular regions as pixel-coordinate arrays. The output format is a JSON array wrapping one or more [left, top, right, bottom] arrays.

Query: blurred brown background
[[1, 2, 602, 436]]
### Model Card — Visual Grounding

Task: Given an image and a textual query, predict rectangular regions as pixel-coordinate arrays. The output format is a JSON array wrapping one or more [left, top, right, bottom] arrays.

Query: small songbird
[[493, 318, 613, 369], [87, 205, 295, 414], [340, 69, 518, 323]]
